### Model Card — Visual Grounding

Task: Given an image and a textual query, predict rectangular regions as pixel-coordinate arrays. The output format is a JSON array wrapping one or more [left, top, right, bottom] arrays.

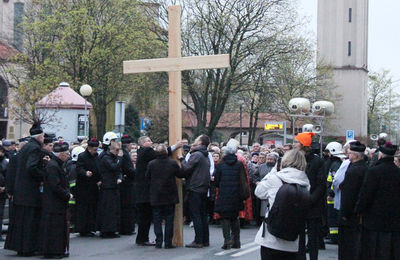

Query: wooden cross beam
[[123, 5, 230, 246]]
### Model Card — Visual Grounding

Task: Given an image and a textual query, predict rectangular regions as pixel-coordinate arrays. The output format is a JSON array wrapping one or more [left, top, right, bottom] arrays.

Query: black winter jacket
[[13, 138, 47, 207], [146, 154, 185, 206], [214, 154, 244, 213], [135, 146, 172, 203], [339, 159, 367, 226], [98, 151, 122, 189], [305, 152, 326, 218], [182, 145, 210, 194], [43, 157, 70, 213], [135, 147, 157, 203], [356, 157, 400, 232]]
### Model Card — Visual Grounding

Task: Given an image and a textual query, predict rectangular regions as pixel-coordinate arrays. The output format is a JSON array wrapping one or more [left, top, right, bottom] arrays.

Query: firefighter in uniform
[[67, 146, 85, 231], [324, 142, 346, 244]]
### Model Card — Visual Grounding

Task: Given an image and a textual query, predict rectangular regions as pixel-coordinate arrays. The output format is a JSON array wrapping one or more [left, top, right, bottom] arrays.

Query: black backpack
[[264, 182, 311, 241]]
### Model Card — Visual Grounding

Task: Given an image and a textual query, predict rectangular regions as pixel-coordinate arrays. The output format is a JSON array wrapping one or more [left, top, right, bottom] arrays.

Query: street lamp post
[[79, 84, 93, 139], [239, 104, 242, 145]]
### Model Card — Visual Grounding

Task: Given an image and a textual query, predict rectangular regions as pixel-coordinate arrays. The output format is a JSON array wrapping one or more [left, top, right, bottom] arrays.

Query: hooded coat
[[254, 167, 310, 252], [214, 154, 245, 214]]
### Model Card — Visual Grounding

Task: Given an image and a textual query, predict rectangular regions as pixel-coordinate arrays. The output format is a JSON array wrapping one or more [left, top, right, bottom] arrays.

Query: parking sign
[[346, 130, 354, 141]]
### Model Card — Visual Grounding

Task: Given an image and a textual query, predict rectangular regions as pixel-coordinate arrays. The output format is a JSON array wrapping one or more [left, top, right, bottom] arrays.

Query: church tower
[[317, 0, 369, 138]]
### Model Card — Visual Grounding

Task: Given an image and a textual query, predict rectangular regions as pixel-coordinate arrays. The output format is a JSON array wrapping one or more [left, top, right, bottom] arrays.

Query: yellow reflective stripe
[[69, 200, 76, 205], [70, 182, 76, 188], [327, 175, 333, 182], [330, 229, 339, 234], [327, 200, 334, 204]]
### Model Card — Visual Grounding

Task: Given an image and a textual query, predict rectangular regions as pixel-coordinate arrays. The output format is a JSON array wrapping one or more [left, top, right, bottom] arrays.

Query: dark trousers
[[152, 204, 175, 247], [298, 218, 321, 260], [188, 191, 209, 244], [206, 197, 215, 222], [261, 246, 297, 260], [221, 216, 240, 246], [136, 202, 152, 244], [338, 225, 361, 260]]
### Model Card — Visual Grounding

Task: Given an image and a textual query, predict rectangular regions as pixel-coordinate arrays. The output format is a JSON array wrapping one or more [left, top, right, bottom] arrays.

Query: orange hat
[[295, 132, 315, 147]]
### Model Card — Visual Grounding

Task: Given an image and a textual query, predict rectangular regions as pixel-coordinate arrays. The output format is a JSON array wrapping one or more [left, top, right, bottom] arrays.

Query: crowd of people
[[0, 122, 399, 260]]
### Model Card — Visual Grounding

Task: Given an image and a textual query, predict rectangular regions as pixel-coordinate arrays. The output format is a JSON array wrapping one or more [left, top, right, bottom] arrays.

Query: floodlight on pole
[[80, 84, 93, 139]]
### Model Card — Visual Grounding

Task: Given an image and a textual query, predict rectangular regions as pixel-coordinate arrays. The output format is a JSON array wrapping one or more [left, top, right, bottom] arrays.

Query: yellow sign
[[264, 123, 284, 130]]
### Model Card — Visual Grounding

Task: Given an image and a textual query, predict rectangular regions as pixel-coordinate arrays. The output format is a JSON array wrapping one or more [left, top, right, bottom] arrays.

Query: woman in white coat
[[254, 150, 310, 260]]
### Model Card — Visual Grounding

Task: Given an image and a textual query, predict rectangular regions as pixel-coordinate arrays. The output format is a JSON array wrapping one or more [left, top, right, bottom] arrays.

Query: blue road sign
[[346, 130, 354, 141], [140, 117, 151, 130]]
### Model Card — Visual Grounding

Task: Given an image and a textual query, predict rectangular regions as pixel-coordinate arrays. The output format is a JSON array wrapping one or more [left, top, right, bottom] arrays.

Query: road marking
[[214, 242, 256, 256], [231, 246, 259, 257]]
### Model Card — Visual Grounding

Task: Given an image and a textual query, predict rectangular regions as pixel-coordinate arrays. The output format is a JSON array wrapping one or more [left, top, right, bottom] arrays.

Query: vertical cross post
[[168, 5, 184, 247]]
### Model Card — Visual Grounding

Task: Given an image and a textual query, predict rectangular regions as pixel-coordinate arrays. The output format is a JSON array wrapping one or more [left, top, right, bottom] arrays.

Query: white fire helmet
[[71, 146, 85, 162], [103, 131, 118, 145], [326, 142, 345, 158]]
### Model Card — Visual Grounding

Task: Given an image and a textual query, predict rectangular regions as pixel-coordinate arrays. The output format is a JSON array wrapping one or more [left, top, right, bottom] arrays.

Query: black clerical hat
[[44, 133, 56, 144], [29, 123, 43, 136], [350, 141, 366, 153], [53, 142, 69, 153], [121, 134, 133, 144], [379, 142, 398, 156], [88, 137, 100, 147]]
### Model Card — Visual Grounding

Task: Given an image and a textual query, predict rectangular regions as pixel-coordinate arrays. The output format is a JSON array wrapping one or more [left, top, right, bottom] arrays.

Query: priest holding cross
[[123, 5, 230, 247]]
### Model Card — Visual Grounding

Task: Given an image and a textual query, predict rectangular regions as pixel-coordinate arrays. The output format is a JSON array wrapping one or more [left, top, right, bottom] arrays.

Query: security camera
[[312, 101, 334, 116], [288, 98, 311, 114]]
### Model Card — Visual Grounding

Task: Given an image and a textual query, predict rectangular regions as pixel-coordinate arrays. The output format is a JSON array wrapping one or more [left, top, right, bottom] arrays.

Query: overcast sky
[[298, 0, 400, 86]]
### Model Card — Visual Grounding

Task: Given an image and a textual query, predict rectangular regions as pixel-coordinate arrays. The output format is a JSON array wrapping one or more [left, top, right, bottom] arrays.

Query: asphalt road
[[1, 224, 338, 259]]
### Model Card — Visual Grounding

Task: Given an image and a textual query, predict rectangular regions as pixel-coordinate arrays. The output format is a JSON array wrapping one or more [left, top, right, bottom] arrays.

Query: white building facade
[[317, 0, 369, 138]]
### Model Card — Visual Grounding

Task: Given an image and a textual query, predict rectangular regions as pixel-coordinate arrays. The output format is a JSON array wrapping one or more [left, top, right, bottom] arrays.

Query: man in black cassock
[[97, 141, 123, 238], [5, 123, 47, 256], [356, 143, 400, 260], [42, 142, 72, 259], [75, 138, 101, 237], [338, 141, 367, 260], [119, 135, 136, 235], [4, 137, 29, 241]]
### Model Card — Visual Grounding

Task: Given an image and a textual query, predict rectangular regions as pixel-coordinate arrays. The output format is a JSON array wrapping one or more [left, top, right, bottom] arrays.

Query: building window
[[348, 41, 352, 56], [349, 8, 352, 23], [14, 2, 25, 51]]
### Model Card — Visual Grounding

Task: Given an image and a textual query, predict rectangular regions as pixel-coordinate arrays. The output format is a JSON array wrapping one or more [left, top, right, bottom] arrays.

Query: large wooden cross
[[123, 5, 230, 246]]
